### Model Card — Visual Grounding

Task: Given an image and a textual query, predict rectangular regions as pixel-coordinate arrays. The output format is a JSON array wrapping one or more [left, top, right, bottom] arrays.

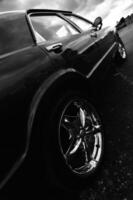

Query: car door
[[63, 14, 116, 77], [29, 13, 100, 77], [94, 27, 115, 60]]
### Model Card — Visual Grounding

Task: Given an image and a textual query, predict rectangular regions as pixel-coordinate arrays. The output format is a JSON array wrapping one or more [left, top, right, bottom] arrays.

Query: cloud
[[78, 0, 113, 19], [0, 0, 105, 12], [0, 0, 23, 11], [103, 0, 133, 27], [0, 0, 132, 27], [76, 0, 133, 27], [34, 0, 87, 11], [0, 0, 80, 11]]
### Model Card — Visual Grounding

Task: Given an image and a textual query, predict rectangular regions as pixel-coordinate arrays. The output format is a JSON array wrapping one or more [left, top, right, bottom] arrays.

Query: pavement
[[1, 24, 133, 200], [80, 24, 133, 200]]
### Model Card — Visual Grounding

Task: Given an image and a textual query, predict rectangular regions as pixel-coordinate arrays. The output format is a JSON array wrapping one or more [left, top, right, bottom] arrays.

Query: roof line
[[27, 9, 72, 14]]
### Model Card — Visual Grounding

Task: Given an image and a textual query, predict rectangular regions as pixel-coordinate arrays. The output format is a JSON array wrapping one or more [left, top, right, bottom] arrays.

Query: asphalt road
[[80, 24, 133, 200], [1, 24, 133, 200]]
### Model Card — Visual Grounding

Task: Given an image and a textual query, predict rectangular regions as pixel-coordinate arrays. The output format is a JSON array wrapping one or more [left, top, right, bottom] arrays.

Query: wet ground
[[80, 24, 133, 200], [1, 24, 133, 199]]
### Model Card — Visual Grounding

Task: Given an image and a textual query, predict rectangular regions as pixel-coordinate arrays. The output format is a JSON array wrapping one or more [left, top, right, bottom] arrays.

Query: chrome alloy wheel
[[58, 98, 103, 176], [118, 43, 127, 59]]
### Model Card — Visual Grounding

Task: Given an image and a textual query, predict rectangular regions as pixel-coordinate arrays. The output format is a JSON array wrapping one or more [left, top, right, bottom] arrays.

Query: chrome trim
[[58, 13, 81, 33], [86, 42, 117, 78], [79, 40, 97, 54], [26, 12, 37, 44], [46, 43, 63, 52]]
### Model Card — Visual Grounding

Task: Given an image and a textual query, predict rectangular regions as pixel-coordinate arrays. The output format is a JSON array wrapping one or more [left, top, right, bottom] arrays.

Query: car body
[[0, 9, 127, 190]]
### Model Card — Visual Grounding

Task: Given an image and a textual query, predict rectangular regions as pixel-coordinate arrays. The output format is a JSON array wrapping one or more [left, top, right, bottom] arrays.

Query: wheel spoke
[[58, 98, 103, 175], [82, 140, 89, 163], [118, 43, 127, 59], [85, 123, 101, 136], [91, 113, 99, 125], [92, 125, 101, 135], [79, 108, 86, 127], [89, 113, 101, 135], [90, 159, 98, 168], [61, 115, 76, 131], [65, 137, 82, 158]]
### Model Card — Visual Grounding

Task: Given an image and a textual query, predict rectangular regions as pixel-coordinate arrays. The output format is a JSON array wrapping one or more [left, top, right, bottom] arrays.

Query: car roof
[[0, 9, 72, 16], [27, 9, 72, 15]]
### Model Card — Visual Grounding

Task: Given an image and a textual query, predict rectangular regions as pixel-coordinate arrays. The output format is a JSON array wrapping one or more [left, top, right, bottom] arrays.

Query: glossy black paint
[[0, 9, 119, 188]]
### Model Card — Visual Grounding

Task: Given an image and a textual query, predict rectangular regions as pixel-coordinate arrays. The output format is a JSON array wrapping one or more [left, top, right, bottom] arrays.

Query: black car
[[0, 9, 127, 191]]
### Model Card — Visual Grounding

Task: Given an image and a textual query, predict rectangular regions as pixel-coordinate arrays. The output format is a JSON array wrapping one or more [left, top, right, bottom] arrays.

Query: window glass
[[30, 15, 79, 42], [66, 15, 92, 31]]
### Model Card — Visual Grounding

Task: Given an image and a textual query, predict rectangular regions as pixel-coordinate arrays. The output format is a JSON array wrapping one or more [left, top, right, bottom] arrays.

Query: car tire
[[115, 40, 127, 64], [42, 89, 104, 191]]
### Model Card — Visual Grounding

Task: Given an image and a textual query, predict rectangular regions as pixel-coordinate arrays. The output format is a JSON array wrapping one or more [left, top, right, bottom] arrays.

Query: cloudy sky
[[0, 0, 133, 27]]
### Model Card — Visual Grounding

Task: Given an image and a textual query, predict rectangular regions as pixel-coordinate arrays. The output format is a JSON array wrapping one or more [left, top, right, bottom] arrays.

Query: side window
[[66, 15, 92, 32], [30, 15, 79, 43]]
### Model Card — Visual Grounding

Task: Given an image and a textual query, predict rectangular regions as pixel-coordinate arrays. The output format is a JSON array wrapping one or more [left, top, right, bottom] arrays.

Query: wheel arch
[[27, 68, 90, 153]]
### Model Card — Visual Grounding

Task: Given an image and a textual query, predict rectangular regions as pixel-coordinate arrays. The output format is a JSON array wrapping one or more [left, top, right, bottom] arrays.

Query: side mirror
[[93, 17, 103, 30]]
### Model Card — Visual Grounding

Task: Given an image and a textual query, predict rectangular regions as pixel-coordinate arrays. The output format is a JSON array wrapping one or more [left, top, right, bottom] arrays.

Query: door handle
[[90, 32, 97, 38], [46, 43, 63, 53]]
